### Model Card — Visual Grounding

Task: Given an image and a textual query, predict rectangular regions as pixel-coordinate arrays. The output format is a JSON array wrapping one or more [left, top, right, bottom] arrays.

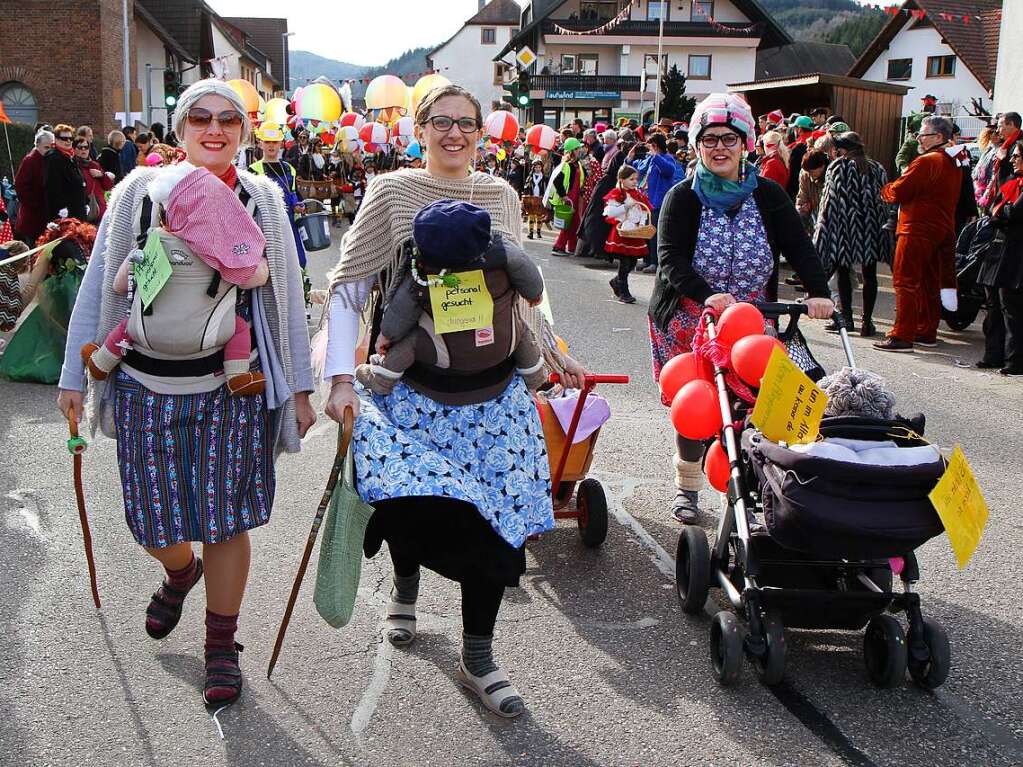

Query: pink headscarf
[[162, 167, 265, 284], [690, 93, 757, 152]]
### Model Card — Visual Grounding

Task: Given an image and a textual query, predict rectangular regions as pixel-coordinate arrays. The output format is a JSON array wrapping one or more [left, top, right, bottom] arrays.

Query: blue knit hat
[[412, 200, 492, 269]]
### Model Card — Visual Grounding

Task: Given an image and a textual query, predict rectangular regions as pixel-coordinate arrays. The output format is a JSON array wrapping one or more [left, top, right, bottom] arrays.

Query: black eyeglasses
[[57, 135, 73, 142], [421, 115, 481, 133], [698, 133, 741, 149], [74, 144, 89, 150], [185, 107, 244, 129]]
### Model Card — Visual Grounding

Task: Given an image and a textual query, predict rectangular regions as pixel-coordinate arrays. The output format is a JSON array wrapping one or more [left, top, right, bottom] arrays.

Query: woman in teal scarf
[[647, 93, 834, 523]]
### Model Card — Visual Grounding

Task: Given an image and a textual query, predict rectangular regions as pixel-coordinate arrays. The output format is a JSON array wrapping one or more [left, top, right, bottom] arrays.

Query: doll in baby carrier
[[80, 162, 269, 396], [356, 200, 547, 400]]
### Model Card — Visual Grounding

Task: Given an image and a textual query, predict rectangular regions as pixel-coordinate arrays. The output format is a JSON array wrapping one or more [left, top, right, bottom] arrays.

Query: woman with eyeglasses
[[650, 93, 833, 524], [323, 83, 588, 719], [56, 79, 316, 708], [73, 138, 114, 222], [43, 124, 88, 222]]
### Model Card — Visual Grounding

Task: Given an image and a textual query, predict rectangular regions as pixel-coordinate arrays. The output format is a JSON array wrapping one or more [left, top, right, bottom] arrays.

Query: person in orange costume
[[874, 115, 962, 352]]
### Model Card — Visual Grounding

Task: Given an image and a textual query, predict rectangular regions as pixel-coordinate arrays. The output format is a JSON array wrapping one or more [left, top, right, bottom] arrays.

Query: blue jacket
[[633, 152, 679, 209], [119, 142, 139, 175]]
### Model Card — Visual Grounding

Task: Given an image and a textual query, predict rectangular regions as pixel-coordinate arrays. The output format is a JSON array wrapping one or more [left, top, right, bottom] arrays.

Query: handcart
[[674, 303, 951, 690], [538, 373, 629, 547]]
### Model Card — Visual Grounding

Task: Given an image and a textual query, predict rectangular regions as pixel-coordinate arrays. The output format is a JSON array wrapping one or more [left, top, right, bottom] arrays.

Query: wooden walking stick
[[66, 408, 100, 609], [267, 406, 354, 679]]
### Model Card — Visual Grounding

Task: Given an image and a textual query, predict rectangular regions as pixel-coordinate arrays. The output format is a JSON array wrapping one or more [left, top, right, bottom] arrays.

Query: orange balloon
[[670, 380, 722, 441], [659, 352, 713, 402], [716, 302, 765, 348], [704, 439, 730, 493], [730, 334, 785, 388]]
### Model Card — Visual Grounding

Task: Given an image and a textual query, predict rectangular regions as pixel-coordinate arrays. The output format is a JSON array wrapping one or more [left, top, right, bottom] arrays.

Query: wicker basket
[[617, 201, 656, 240]]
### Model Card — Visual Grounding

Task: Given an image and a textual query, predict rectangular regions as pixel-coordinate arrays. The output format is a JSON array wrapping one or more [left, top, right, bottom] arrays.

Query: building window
[[493, 62, 508, 85], [578, 54, 599, 76], [481, 27, 496, 45], [688, 55, 712, 80], [647, 1, 669, 21], [0, 81, 38, 125], [691, 1, 714, 21], [560, 54, 577, 73], [543, 108, 560, 129], [926, 55, 955, 77], [644, 53, 668, 78], [887, 58, 912, 80], [580, 1, 619, 21]]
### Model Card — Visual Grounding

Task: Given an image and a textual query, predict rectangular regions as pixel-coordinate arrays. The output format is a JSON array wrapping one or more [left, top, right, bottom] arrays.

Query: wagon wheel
[[576, 478, 608, 548], [710, 611, 743, 686], [675, 526, 710, 614], [752, 609, 786, 686], [864, 614, 908, 688]]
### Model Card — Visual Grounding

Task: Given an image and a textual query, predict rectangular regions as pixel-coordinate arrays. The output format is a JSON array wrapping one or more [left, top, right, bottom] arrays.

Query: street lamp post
[[145, 64, 167, 125], [652, 1, 666, 124], [281, 32, 296, 93], [122, 0, 131, 127]]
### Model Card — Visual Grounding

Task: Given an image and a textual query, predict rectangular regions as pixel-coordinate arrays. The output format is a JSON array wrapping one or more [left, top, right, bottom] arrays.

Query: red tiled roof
[[849, 0, 1002, 92]]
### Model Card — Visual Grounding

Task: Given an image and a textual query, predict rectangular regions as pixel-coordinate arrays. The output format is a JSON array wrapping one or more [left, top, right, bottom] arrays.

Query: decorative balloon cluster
[[658, 303, 785, 493]]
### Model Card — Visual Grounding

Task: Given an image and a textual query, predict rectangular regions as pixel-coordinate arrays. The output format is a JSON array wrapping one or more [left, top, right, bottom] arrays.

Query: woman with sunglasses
[[43, 124, 88, 222], [650, 93, 833, 524], [73, 137, 114, 222], [323, 83, 588, 719], [56, 79, 316, 708]]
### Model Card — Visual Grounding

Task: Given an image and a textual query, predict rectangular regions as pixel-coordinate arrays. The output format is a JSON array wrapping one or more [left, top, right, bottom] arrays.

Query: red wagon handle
[[545, 372, 629, 489]]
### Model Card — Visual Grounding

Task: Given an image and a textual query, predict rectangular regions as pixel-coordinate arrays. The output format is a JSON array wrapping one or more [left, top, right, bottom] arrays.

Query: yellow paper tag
[[428, 269, 494, 335], [929, 445, 988, 569], [750, 347, 828, 445]]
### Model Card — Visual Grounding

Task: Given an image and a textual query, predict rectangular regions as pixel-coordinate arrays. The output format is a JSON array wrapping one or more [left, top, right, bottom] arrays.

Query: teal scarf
[[693, 161, 759, 214]]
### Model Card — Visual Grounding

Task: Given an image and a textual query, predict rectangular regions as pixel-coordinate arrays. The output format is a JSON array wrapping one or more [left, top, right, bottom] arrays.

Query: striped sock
[[462, 633, 524, 716], [385, 570, 419, 645], [392, 571, 420, 605]]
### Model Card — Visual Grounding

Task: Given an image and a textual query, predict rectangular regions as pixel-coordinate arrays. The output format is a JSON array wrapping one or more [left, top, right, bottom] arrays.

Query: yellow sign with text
[[428, 269, 494, 335], [929, 445, 988, 569], [750, 347, 828, 445]]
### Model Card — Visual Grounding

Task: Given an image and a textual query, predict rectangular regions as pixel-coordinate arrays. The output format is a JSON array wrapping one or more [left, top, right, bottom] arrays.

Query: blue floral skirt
[[353, 377, 553, 583], [113, 372, 275, 548]]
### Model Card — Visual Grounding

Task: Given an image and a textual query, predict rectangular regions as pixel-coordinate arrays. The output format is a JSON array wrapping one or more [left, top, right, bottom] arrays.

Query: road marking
[[4, 489, 44, 541], [209, 706, 228, 740], [590, 472, 675, 578], [350, 637, 393, 737]]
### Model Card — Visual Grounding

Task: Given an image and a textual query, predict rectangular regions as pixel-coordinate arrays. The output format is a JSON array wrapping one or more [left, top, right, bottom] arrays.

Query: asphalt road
[[1, 223, 1022, 767]]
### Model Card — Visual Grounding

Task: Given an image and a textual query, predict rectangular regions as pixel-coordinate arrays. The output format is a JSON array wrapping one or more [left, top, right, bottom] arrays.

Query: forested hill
[[760, 0, 888, 56]]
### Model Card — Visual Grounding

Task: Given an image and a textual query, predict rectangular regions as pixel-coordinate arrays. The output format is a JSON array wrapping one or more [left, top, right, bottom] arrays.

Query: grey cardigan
[[59, 167, 314, 455]]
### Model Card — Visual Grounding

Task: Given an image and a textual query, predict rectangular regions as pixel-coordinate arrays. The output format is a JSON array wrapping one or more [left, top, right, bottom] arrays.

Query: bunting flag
[[691, 3, 769, 35], [336, 70, 440, 86], [861, 4, 1001, 24], [551, 0, 636, 36]]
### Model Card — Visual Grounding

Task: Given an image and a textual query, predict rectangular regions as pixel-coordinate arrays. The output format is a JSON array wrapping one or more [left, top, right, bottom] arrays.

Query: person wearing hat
[[522, 158, 549, 239], [57, 78, 316, 708], [630, 131, 680, 272], [810, 107, 830, 127], [650, 92, 833, 522], [249, 122, 307, 271], [766, 109, 785, 129], [785, 115, 816, 200], [355, 200, 546, 394], [921, 94, 938, 114], [549, 136, 586, 255]]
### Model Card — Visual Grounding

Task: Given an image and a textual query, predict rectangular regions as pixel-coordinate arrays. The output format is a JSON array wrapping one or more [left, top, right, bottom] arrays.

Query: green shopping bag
[[0, 270, 81, 383], [313, 422, 375, 628]]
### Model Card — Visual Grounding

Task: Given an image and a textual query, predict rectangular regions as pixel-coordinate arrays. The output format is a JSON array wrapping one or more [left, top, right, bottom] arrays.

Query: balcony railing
[[541, 19, 765, 38], [530, 74, 641, 93]]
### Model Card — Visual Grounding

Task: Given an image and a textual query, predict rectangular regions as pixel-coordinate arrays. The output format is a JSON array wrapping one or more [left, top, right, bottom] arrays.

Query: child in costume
[[603, 164, 652, 304], [81, 162, 268, 396], [522, 159, 549, 240], [356, 200, 547, 401]]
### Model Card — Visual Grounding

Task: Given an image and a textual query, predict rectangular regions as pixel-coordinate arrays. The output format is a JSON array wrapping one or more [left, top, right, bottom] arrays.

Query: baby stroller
[[675, 302, 951, 689]]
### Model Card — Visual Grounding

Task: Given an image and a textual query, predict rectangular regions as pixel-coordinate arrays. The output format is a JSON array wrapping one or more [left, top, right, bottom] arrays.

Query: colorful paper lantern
[[526, 124, 559, 151], [391, 115, 415, 148], [411, 73, 452, 115], [261, 97, 290, 125], [485, 111, 519, 143], [337, 125, 360, 154], [227, 79, 260, 115], [339, 112, 366, 130], [366, 75, 409, 112], [299, 83, 342, 122], [359, 122, 390, 145]]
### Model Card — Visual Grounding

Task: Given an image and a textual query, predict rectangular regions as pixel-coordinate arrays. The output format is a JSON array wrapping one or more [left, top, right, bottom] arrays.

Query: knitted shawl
[[86, 166, 302, 452], [326, 168, 567, 370]]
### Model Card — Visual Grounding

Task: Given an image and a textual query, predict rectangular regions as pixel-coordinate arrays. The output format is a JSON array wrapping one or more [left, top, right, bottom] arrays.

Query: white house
[[993, 0, 1022, 115], [849, 0, 1001, 118], [427, 0, 523, 112], [494, 0, 792, 128]]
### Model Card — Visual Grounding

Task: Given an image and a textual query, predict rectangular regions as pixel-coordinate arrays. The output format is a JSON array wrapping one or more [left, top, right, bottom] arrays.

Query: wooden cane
[[267, 407, 355, 679], [66, 409, 101, 609]]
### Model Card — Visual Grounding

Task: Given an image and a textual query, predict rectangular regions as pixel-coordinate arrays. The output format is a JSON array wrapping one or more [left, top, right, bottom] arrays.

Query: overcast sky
[[206, 0, 527, 67]]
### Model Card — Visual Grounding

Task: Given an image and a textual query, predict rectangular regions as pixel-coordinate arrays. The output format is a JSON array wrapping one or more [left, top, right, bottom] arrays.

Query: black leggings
[[617, 257, 635, 294], [390, 550, 505, 635], [835, 262, 878, 322]]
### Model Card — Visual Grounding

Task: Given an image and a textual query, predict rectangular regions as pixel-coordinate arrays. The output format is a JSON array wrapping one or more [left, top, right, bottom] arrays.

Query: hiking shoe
[[671, 490, 700, 524], [873, 337, 914, 353], [859, 320, 877, 338], [618, 293, 637, 304], [914, 336, 938, 348]]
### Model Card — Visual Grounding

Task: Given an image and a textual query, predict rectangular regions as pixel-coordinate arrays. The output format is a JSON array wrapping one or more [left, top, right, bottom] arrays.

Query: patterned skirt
[[113, 372, 275, 548], [353, 378, 553, 556]]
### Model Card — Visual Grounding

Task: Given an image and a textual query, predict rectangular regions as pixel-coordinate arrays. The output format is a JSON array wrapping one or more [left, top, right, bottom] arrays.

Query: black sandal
[[203, 642, 244, 707], [145, 558, 204, 640]]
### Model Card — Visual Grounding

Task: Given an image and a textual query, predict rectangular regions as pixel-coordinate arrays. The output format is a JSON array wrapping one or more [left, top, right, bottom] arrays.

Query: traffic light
[[163, 70, 183, 109], [516, 70, 531, 107], [502, 81, 522, 108]]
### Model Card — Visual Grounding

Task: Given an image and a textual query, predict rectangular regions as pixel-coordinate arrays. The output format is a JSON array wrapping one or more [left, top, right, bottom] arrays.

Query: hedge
[[1, 121, 35, 183]]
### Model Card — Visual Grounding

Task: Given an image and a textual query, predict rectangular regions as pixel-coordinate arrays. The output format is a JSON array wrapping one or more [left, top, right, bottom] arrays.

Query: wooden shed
[[727, 73, 910, 176]]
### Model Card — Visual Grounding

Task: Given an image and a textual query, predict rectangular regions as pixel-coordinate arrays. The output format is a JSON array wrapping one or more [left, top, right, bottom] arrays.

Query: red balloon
[[716, 302, 765, 347], [704, 439, 729, 493], [670, 380, 722, 441], [730, 334, 785, 387], [659, 352, 713, 401]]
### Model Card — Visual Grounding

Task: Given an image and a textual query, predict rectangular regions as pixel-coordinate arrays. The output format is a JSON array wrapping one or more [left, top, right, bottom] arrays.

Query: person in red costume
[[875, 115, 962, 352]]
